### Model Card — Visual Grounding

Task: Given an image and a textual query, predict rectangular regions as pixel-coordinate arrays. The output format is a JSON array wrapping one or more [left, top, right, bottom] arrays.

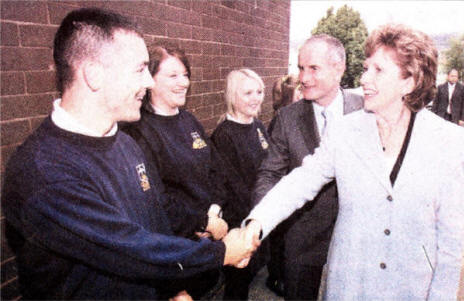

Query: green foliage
[[311, 5, 368, 88], [444, 34, 464, 79]]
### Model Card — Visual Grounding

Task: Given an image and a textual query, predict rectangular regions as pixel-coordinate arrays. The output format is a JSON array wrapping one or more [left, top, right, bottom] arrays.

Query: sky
[[288, 0, 464, 75], [290, 0, 464, 42]]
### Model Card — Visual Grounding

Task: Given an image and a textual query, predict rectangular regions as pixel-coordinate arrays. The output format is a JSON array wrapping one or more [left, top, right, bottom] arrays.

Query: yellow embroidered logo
[[135, 163, 150, 191], [257, 128, 268, 149], [191, 131, 207, 149]]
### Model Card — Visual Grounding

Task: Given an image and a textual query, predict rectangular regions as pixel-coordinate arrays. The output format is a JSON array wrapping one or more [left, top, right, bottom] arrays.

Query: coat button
[[384, 229, 391, 235], [380, 263, 386, 269], [386, 195, 393, 202]]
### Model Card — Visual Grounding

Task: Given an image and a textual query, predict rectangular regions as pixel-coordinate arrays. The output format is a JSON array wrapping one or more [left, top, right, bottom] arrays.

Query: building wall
[[0, 1, 291, 299]]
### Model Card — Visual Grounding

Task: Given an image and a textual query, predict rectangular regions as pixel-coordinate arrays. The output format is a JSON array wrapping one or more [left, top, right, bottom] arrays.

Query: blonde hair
[[220, 69, 265, 122]]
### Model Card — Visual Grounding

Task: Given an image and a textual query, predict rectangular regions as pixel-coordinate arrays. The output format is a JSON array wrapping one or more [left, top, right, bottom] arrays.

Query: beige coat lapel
[[345, 111, 393, 193], [391, 110, 439, 192]]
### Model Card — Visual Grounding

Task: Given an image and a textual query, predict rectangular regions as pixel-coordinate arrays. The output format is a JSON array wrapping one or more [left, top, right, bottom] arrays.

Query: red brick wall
[[0, 0, 290, 299]]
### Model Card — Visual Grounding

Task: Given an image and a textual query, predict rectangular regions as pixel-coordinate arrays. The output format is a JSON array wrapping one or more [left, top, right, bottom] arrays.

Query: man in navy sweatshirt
[[1, 8, 256, 300]]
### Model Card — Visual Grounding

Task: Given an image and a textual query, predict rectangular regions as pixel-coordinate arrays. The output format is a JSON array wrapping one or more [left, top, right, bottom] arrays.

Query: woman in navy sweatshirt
[[211, 69, 270, 300], [123, 46, 234, 299]]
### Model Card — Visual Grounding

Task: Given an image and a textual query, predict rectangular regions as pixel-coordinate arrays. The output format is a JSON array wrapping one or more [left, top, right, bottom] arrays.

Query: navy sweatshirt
[[1, 117, 225, 300], [211, 119, 269, 227], [124, 106, 235, 238]]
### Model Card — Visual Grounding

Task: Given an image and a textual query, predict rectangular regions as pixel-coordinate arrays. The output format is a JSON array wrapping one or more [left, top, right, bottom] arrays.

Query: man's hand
[[169, 290, 193, 301], [206, 215, 228, 240], [222, 226, 261, 268]]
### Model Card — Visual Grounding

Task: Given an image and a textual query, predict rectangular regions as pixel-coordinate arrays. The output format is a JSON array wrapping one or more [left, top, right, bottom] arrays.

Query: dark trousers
[[223, 241, 268, 300], [284, 264, 323, 301], [266, 225, 286, 283], [444, 112, 452, 121], [223, 266, 255, 300]]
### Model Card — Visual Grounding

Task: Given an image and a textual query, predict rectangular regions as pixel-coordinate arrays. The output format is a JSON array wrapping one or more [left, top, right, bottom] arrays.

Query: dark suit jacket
[[432, 81, 464, 124], [253, 89, 363, 266]]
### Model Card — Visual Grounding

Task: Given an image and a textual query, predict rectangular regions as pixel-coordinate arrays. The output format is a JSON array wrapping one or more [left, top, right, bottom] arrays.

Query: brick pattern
[[0, 0, 290, 299]]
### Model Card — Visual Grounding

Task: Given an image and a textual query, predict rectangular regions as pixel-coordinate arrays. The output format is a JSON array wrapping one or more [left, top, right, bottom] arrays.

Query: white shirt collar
[[51, 98, 117, 137], [312, 89, 344, 135], [312, 89, 344, 117], [151, 103, 179, 116], [226, 113, 253, 124]]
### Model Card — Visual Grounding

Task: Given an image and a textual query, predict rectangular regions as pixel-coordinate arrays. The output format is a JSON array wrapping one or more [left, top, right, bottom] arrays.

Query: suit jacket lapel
[[346, 111, 392, 193], [451, 85, 456, 101], [298, 100, 320, 152], [300, 90, 364, 153], [444, 84, 449, 103], [342, 89, 364, 114]]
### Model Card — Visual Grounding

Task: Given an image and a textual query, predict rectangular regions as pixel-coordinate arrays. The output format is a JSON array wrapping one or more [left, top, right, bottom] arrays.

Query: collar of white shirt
[[151, 103, 180, 116], [51, 98, 118, 137], [226, 113, 253, 124], [312, 89, 344, 134]]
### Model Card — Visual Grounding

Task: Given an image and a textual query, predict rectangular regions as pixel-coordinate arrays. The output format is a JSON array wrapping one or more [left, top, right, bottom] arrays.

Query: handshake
[[196, 205, 262, 268], [196, 211, 262, 268], [222, 220, 262, 268], [169, 219, 262, 301]]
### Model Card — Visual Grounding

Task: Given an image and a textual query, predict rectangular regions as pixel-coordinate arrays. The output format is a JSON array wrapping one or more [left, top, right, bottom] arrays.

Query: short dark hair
[[365, 24, 438, 111], [143, 46, 191, 105], [53, 7, 141, 93]]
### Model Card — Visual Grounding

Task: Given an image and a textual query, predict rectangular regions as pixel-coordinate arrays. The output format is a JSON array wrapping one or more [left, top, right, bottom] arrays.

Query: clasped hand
[[196, 215, 228, 240], [222, 220, 261, 268]]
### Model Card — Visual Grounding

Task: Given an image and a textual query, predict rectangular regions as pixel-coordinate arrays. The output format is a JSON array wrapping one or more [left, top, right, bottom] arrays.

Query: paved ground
[[248, 268, 284, 301]]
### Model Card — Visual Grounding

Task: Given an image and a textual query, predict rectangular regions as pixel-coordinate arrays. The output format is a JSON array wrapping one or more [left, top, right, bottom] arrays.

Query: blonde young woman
[[211, 69, 270, 300]]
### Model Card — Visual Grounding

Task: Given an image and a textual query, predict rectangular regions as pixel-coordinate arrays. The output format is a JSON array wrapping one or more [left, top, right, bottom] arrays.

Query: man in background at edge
[[1, 7, 257, 300], [432, 68, 464, 126], [253, 35, 363, 300]]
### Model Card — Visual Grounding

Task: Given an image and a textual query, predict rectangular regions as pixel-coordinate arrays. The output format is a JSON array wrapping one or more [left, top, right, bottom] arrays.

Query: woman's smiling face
[[361, 46, 413, 114], [150, 55, 190, 114]]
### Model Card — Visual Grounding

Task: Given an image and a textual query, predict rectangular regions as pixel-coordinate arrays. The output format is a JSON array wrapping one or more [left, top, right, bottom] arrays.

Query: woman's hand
[[206, 215, 228, 240]]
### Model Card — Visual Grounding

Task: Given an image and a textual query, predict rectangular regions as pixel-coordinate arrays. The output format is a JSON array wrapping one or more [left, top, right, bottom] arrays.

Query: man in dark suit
[[253, 34, 363, 300], [432, 68, 464, 126]]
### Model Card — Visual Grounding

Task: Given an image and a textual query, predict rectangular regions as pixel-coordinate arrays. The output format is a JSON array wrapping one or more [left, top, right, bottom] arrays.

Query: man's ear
[[83, 61, 104, 91]]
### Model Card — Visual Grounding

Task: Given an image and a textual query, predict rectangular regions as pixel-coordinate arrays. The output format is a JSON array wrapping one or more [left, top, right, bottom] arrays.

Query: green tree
[[312, 5, 368, 88], [444, 34, 464, 79]]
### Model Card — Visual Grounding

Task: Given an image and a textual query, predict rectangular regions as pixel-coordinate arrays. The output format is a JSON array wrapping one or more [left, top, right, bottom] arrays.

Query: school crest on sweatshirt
[[135, 163, 150, 191], [191, 131, 207, 149]]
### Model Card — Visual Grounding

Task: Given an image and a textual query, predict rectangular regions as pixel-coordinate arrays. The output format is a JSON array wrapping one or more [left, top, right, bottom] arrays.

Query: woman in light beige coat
[[245, 24, 464, 300]]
